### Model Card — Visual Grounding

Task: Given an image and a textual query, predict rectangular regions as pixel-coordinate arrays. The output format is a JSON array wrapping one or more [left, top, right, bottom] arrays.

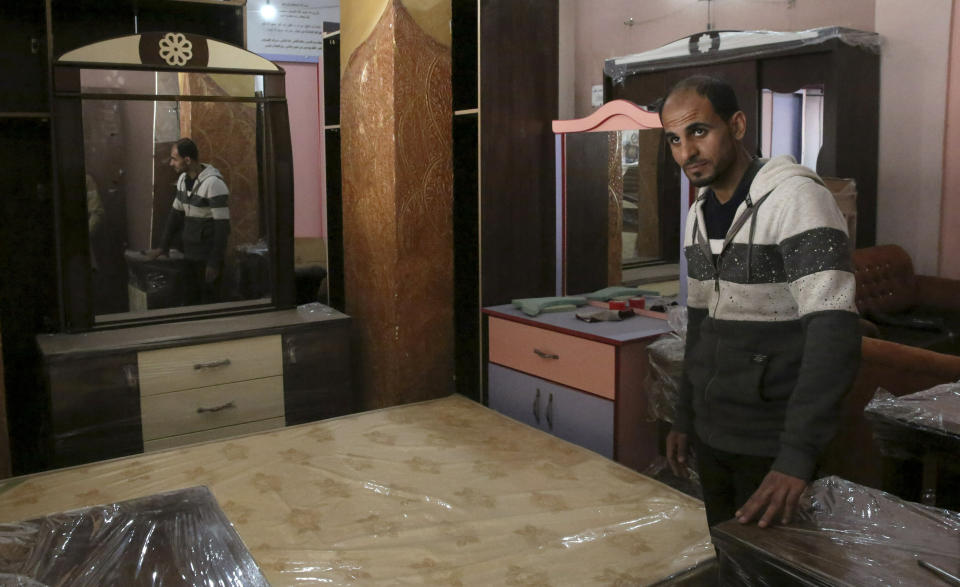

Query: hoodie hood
[[196, 163, 224, 183], [748, 155, 823, 202]]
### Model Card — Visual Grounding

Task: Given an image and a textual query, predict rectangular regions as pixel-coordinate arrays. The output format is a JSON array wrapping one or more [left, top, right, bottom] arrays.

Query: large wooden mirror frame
[[552, 100, 664, 295], [52, 33, 295, 332]]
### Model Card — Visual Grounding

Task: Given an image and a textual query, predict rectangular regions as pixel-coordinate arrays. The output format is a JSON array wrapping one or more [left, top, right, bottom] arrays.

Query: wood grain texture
[[479, 0, 559, 306], [614, 340, 658, 472], [138, 335, 282, 396], [144, 417, 285, 452], [140, 376, 284, 441]]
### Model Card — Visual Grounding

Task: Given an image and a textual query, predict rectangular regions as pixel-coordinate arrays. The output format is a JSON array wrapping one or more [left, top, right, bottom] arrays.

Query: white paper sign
[[591, 85, 604, 107], [248, 0, 339, 60]]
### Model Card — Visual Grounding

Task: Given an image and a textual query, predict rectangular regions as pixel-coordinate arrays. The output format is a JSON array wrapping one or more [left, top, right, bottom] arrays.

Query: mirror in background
[[760, 86, 824, 169], [80, 69, 270, 323], [563, 125, 663, 295]]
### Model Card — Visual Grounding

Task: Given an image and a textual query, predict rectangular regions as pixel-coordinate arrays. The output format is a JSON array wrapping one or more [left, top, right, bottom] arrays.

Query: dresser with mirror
[[484, 100, 673, 471], [37, 33, 352, 469]]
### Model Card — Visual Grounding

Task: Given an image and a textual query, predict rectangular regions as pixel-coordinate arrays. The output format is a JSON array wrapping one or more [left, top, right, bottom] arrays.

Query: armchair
[[851, 244, 960, 355]]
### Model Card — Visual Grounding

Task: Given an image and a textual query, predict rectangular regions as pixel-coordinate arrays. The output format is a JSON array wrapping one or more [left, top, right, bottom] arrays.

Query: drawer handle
[[532, 389, 541, 424], [194, 358, 232, 370], [197, 401, 236, 414], [533, 349, 559, 360], [546, 392, 554, 431]]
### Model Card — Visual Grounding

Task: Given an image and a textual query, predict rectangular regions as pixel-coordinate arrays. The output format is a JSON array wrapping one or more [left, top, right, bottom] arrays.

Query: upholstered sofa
[[851, 244, 960, 355]]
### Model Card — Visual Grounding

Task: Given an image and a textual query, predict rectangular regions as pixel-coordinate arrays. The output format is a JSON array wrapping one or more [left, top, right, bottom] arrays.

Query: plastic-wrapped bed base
[[0, 395, 713, 586], [712, 476, 960, 586], [864, 383, 960, 459], [0, 486, 267, 586], [646, 334, 685, 424]]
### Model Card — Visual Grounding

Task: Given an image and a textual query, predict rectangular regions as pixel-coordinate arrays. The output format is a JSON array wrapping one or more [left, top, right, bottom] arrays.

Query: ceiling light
[[260, 1, 277, 21]]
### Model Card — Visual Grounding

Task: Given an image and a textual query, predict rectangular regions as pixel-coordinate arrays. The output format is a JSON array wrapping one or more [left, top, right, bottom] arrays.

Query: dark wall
[[50, 0, 244, 57]]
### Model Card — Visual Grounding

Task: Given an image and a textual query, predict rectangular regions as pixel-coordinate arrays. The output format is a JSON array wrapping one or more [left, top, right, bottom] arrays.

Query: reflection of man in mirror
[[659, 76, 860, 532], [146, 138, 230, 304], [623, 131, 640, 164], [86, 173, 104, 271]]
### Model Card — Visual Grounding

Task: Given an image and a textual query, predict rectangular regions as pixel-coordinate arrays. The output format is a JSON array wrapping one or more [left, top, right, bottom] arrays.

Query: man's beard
[[684, 163, 716, 187], [687, 172, 715, 187]]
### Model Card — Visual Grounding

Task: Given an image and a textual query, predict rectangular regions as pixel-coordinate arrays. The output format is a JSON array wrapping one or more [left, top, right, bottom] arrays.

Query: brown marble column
[[340, 1, 453, 409]]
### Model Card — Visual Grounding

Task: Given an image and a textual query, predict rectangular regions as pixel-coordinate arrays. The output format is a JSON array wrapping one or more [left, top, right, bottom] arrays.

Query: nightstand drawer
[[138, 335, 282, 396], [140, 376, 284, 441], [488, 317, 616, 399]]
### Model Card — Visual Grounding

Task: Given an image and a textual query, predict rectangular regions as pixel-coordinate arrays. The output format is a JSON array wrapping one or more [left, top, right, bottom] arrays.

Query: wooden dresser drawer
[[488, 317, 616, 399], [138, 335, 282, 396], [141, 376, 284, 441], [143, 417, 285, 452]]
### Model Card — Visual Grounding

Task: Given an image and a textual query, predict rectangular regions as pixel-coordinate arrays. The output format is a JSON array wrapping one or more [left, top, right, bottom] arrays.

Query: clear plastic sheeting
[[0, 486, 267, 586], [0, 396, 714, 586], [645, 305, 687, 424], [865, 383, 960, 444], [642, 456, 703, 501], [712, 476, 960, 586], [604, 27, 882, 87], [864, 384, 960, 509]]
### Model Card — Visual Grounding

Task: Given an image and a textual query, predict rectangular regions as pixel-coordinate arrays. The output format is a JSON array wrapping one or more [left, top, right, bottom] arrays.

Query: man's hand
[[665, 430, 690, 478], [144, 248, 166, 260], [205, 265, 219, 284], [735, 470, 807, 528]]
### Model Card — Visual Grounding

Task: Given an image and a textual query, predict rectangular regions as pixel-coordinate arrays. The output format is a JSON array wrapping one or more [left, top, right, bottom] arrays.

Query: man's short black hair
[[175, 137, 199, 161], [660, 75, 741, 121]]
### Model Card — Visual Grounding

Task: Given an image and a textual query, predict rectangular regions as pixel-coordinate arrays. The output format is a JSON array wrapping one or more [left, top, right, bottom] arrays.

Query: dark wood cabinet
[[604, 28, 880, 248], [0, 0, 250, 475], [283, 320, 353, 425], [0, 3, 48, 113], [451, 0, 559, 403], [47, 351, 142, 467], [38, 309, 353, 469]]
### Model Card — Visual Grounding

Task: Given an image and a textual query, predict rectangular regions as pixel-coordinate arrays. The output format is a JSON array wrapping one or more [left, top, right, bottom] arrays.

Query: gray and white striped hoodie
[[675, 155, 861, 481]]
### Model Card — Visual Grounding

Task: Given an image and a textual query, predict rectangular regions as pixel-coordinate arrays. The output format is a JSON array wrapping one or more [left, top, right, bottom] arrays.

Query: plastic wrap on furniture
[[713, 476, 960, 586]]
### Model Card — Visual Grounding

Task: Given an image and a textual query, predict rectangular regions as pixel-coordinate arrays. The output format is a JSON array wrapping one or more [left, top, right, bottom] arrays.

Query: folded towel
[[584, 286, 660, 301], [511, 296, 588, 316]]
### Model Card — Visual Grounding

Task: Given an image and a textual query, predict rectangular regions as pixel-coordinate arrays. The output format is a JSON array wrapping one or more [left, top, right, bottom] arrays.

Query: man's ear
[[730, 111, 747, 140]]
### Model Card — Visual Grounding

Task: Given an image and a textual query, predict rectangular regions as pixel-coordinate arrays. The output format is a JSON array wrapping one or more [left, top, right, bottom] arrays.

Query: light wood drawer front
[[488, 317, 616, 399], [144, 417, 285, 452], [138, 335, 282, 396], [141, 376, 284, 441]]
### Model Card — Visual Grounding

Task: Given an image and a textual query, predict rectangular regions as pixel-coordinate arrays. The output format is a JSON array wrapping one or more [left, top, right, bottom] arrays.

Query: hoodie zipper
[[694, 187, 770, 446]]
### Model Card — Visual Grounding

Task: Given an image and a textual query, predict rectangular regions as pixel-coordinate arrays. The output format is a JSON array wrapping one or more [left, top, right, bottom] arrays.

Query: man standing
[[148, 137, 230, 305], [660, 76, 861, 529]]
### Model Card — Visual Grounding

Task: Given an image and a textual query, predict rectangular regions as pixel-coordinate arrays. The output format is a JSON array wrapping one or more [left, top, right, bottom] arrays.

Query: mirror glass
[[80, 69, 271, 323], [564, 127, 664, 294]]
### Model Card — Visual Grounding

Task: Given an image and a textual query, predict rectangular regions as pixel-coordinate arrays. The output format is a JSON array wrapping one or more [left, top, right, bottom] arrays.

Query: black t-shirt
[[702, 159, 762, 263]]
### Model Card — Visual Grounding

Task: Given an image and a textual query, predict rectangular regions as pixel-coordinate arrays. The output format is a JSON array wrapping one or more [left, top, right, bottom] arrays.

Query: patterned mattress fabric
[[0, 395, 713, 585]]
